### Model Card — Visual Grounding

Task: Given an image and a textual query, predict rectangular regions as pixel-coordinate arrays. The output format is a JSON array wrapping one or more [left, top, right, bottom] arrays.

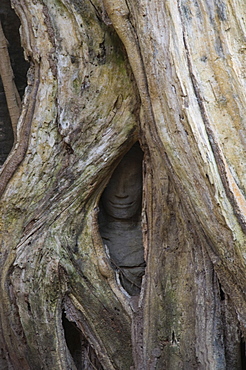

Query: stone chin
[[103, 200, 141, 219]]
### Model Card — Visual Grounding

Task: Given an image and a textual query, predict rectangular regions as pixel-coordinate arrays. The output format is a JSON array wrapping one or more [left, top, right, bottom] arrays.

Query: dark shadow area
[[219, 282, 225, 301], [0, 0, 29, 165], [240, 336, 246, 370], [62, 311, 103, 370], [99, 142, 145, 296]]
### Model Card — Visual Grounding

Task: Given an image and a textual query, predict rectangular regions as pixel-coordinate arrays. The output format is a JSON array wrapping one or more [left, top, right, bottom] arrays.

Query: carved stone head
[[101, 143, 143, 220]]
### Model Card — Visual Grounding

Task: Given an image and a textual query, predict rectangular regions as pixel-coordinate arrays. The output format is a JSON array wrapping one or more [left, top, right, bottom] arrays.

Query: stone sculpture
[[99, 143, 145, 296]]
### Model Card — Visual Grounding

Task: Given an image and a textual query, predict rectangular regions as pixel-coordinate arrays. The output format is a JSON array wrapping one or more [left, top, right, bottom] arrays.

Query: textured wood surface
[[0, 0, 245, 368]]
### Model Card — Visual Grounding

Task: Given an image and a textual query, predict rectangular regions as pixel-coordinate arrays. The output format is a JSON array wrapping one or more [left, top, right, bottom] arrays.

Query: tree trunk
[[0, 0, 245, 369]]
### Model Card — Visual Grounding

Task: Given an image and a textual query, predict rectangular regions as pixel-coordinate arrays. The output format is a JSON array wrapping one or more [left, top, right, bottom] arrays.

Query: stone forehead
[[117, 143, 143, 168]]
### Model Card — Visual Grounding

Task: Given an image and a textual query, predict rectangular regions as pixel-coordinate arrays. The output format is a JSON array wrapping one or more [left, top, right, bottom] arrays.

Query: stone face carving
[[99, 143, 145, 296]]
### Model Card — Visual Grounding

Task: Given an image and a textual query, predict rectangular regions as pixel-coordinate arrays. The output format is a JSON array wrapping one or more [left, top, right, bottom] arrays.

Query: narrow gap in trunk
[[219, 282, 225, 301], [240, 335, 246, 369], [62, 311, 103, 370], [98, 141, 146, 296], [0, 0, 29, 165]]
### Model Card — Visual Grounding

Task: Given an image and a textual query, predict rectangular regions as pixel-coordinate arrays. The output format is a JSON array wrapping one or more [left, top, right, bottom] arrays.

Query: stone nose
[[113, 180, 129, 198]]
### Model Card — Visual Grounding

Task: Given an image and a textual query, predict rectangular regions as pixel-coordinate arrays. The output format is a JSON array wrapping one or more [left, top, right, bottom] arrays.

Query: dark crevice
[[171, 331, 175, 344], [219, 282, 225, 301], [62, 311, 103, 370], [240, 335, 246, 370], [0, 0, 29, 165]]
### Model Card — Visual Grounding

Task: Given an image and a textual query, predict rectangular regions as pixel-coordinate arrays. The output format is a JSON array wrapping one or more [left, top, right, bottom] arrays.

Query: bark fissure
[[240, 336, 246, 369], [62, 311, 104, 370]]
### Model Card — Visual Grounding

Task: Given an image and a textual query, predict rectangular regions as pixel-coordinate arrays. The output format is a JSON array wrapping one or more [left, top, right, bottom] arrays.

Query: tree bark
[[0, 0, 245, 369]]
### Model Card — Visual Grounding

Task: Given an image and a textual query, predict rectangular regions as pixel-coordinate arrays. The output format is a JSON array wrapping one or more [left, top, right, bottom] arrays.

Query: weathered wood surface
[[0, 0, 245, 369]]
